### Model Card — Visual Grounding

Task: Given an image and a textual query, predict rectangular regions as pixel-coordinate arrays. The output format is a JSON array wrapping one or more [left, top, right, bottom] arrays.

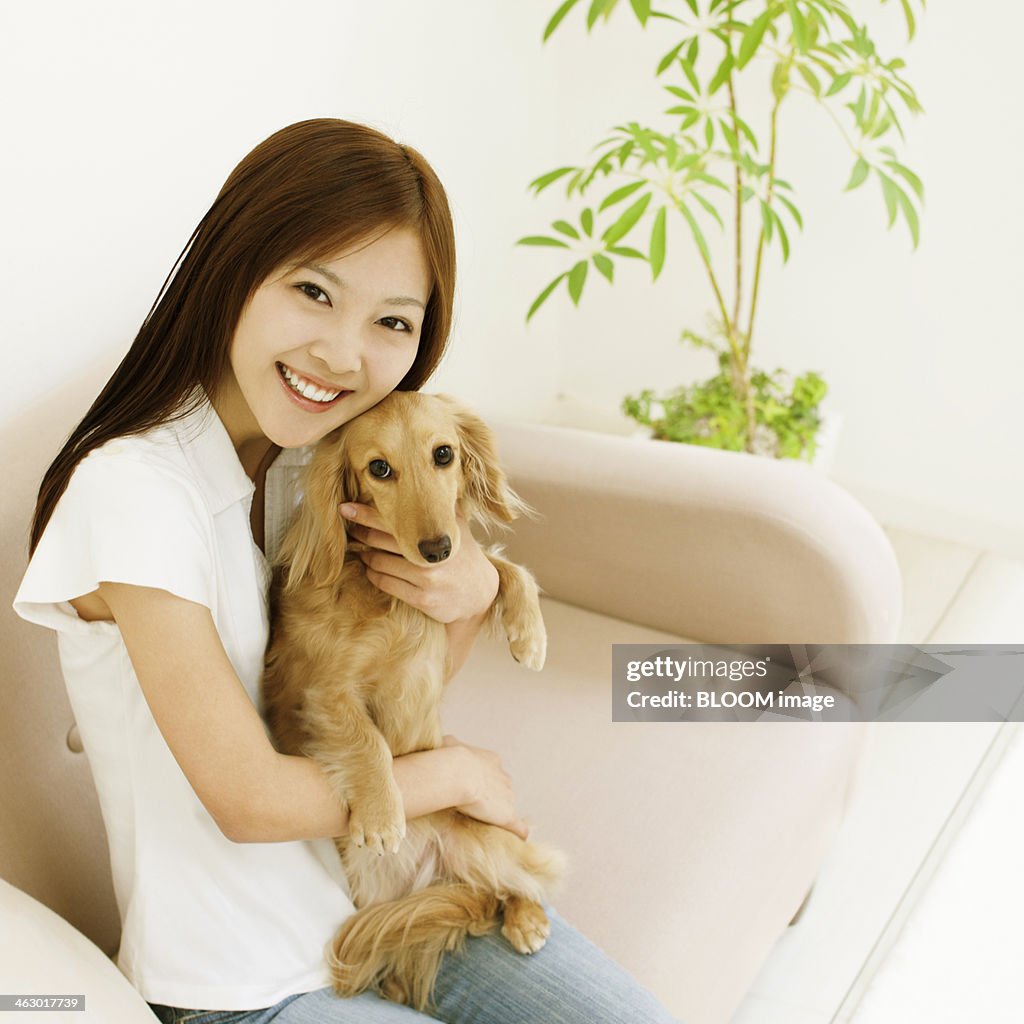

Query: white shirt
[[13, 391, 354, 1010]]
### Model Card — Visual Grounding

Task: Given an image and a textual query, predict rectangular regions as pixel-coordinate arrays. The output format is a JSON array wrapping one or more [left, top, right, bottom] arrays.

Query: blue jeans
[[147, 906, 681, 1023]]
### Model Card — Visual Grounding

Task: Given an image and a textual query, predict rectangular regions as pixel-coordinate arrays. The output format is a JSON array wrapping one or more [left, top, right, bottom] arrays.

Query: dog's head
[[278, 392, 530, 591]]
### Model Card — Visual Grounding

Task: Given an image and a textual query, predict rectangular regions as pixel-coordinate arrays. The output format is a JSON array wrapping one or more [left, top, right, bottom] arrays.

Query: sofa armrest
[[0, 878, 155, 1021], [490, 421, 901, 644]]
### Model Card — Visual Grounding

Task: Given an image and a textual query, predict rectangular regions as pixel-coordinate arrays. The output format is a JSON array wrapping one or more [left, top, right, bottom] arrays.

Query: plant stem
[[745, 88, 783, 363], [724, 2, 754, 450], [726, 4, 743, 334], [695, 228, 736, 353]]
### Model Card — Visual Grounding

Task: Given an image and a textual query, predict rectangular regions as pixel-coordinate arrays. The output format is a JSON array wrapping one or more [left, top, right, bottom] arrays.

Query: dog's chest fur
[[267, 557, 450, 758]]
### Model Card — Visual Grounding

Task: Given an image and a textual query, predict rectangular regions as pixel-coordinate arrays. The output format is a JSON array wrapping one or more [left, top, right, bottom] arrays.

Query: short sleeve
[[13, 447, 215, 635]]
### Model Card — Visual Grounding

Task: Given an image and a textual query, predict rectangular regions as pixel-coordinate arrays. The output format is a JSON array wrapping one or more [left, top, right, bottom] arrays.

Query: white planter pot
[[545, 393, 842, 476], [630, 406, 842, 476]]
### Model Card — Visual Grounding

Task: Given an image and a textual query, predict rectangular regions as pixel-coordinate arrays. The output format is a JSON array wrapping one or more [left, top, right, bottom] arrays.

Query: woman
[[15, 119, 678, 1024]]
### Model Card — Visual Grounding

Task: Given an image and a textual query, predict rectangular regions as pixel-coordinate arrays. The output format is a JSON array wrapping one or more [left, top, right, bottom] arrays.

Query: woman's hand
[[441, 735, 529, 840], [339, 502, 499, 625]]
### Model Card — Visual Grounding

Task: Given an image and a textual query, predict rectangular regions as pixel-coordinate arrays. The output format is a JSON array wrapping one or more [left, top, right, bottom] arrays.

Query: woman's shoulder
[[72, 431, 202, 505], [72, 400, 230, 510]]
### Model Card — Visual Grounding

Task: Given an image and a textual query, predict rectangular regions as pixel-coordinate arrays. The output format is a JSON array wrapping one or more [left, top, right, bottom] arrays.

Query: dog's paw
[[507, 622, 547, 672], [501, 897, 551, 955], [347, 790, 406, 855]]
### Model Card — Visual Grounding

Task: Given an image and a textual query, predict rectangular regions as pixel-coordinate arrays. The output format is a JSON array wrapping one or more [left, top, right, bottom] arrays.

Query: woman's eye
[[434, 445, 454, 466], [297, 282, 330, 305], [369, 459, 392, 479], [379, 316, 412, 332]]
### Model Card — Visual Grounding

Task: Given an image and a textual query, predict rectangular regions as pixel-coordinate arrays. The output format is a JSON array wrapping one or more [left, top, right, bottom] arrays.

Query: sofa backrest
[[1, 352, 123, 956]]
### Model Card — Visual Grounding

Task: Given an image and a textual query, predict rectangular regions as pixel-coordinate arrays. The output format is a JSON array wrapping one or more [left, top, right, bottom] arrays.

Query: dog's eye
[[368, 459, 392, 479], [434, 446, 454, 466]]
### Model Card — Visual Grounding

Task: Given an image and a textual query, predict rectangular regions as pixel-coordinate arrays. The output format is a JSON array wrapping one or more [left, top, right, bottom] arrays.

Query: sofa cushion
[[445, 597, 868, 1024]]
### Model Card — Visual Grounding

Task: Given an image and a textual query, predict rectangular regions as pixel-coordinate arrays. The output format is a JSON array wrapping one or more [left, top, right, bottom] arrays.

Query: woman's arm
[[89, 582, 525, 844], [444, 608, 490, 680]]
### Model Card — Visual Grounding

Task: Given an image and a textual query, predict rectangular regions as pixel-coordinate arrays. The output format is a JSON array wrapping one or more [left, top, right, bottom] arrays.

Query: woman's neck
[[209, 373, 275, 480]]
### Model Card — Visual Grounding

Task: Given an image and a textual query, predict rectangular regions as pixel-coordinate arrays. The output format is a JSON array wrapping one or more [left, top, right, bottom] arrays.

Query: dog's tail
[[327, 883, 500, 1011]]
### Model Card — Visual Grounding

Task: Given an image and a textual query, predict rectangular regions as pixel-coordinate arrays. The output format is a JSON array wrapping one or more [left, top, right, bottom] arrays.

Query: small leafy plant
[[519, 0, 925, 460]]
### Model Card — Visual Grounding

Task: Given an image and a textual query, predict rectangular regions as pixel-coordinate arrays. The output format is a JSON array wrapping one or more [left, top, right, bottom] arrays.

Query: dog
[[262, 391, 565, 1011]]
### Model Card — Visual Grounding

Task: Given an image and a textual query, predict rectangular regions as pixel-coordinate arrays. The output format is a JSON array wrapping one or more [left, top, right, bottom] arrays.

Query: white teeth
[[281, 364, 342, 403]]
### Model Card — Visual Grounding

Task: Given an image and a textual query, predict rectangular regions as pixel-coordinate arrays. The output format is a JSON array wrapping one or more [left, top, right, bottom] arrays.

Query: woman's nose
[[306, 329, 363, 377]]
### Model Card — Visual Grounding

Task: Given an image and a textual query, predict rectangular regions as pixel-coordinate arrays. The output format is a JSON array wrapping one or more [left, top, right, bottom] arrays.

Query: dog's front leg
[[299, 690, 406, 855], [487, 553, 547, 672]]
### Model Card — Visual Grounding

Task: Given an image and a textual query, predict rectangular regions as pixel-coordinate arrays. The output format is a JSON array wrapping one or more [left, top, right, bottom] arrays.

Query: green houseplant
[[519, 0, 925, 461]]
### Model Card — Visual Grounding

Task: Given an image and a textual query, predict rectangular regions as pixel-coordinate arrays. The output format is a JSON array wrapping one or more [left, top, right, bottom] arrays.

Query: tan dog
[[262, 391, 564, 1011]]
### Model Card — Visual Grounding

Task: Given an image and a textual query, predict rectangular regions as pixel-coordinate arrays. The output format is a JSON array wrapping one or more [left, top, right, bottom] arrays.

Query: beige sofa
[[0, 354, 900, 1024]]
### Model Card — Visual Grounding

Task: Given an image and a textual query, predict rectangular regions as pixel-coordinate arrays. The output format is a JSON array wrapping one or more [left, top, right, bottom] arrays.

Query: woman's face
[[218, 225, 432, 462]]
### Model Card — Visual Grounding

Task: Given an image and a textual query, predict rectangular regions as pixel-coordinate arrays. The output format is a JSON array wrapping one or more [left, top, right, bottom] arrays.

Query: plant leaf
[[826, 70, 853, 97], [598, 179, 647, 212], [608, 245, 647, 259], [568, 259, 589, 304], [734, 114, 760, 152], [526, 272, 568, 322], [759, 199, 774, 243], [586, 0, 617, 31], [797, 63, 821, 97], [879, 173, 900, 227], [553, 220, 581, 239], [593, 252, 615, 281], [775, 192, 804, 230], [543, 0, 584, 41], [676, 199, 710, 263], [528, 166, 577, 194], [771, 60, 790, 101], [690, 190, 725, 230], [517, 235, 572, 248], [772, 207, 791, 261], [601, 192, 653, 244], [787, 0, 808, 52], [885, 160, 924, 201], [709, 52, 734, 95], [656, 39, 686, 76], [898, 0, 917, 40], [894, 185, 920, 248], [649, 205, 667, 279], [845, 157, 870, 191], [629, 0, 651, 25], [738, 8, 774, 69], [581, 207, 595, 236], [679, 57, 701, 94]]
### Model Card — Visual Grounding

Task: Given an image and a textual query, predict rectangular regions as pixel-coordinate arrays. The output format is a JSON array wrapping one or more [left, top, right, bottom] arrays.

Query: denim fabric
[[147, 906, 681, 1023]]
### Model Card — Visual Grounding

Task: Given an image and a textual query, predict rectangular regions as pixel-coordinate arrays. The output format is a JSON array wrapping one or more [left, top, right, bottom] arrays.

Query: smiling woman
[[14, 118, 681, 1024]]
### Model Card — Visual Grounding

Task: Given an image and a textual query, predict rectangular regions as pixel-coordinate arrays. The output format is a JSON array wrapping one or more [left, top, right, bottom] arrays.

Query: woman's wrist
[[392, 743, 478, 817]]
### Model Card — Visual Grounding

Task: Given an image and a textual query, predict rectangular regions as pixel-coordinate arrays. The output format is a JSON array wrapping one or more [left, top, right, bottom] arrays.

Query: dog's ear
[[276, 429, 352, 592], [435, 394, 533, 528]]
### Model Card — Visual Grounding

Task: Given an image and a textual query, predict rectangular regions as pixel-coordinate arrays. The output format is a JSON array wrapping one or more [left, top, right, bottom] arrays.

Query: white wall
[[522, 0, 1024, 557], [0, 0, 566, 423], [3, 1, 1021, 556]]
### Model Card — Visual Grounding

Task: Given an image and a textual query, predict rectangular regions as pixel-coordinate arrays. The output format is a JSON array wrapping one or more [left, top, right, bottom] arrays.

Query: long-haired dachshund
[[262, 391, 565, 1011]]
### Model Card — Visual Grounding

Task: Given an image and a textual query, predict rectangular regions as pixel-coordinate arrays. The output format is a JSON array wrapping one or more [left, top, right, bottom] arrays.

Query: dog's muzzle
[[418, 535, 452, 563]]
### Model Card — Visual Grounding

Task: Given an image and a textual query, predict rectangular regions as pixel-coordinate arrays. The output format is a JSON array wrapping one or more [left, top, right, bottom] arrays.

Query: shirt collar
[[171, 388, 255, 515]]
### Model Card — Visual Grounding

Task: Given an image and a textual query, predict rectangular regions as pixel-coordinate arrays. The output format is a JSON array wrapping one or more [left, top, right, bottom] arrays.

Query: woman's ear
[[436, 395, 533, 528], [276, 430, 350, 591]]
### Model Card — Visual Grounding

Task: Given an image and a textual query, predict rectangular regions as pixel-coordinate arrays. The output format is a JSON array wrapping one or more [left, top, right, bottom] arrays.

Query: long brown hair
[[30, 118, 456, 556]]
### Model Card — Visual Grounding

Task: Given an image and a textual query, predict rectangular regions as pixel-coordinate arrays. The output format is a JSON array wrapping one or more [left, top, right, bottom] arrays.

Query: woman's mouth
[[276, 362, 351, 411]]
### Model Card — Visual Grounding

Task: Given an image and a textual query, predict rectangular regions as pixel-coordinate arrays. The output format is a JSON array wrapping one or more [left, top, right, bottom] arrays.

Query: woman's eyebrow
[[290, 262, 425, 309]]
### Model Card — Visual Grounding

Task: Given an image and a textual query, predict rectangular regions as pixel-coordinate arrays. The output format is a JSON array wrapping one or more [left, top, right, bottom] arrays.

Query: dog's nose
[[418, 535, 452, 563]]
